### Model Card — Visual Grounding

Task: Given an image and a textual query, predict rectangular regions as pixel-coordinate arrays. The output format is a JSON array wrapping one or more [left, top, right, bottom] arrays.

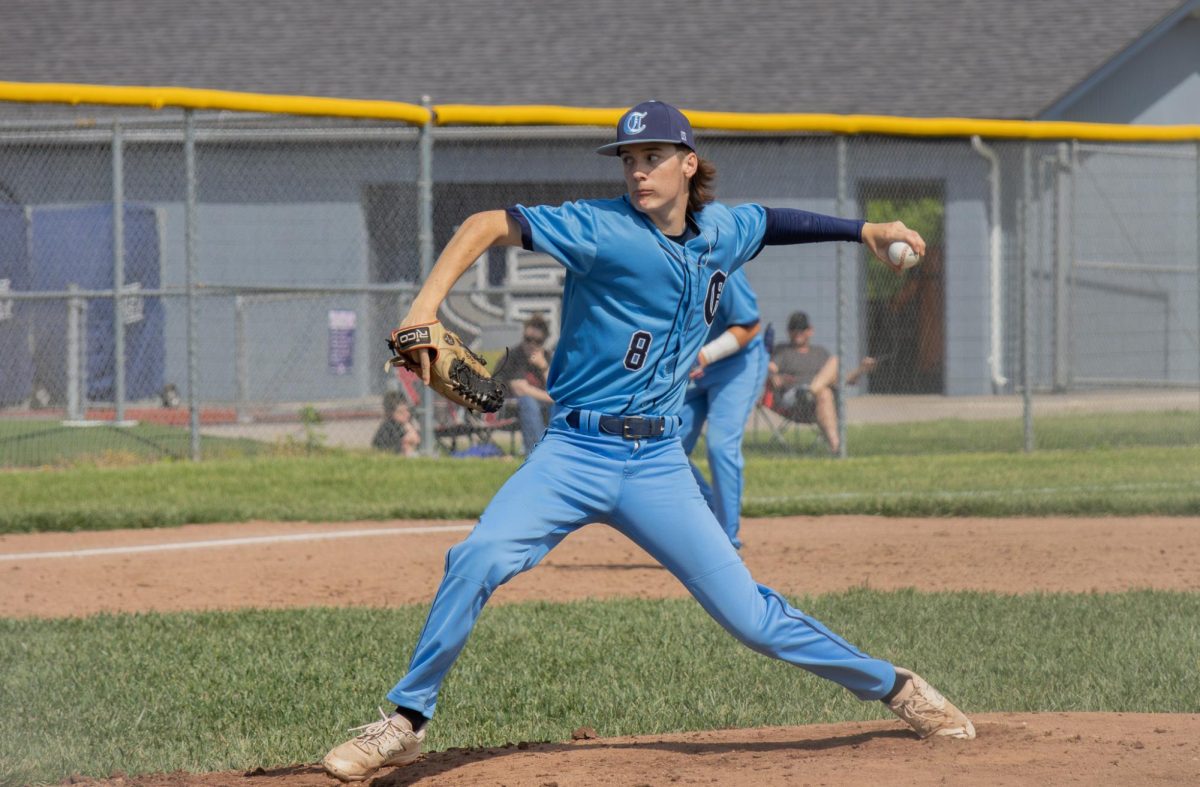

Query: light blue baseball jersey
[[510, 195, 766, 416]]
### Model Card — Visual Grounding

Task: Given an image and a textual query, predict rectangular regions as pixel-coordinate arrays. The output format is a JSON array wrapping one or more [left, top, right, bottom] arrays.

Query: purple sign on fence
[[328, 309, 356, 375]]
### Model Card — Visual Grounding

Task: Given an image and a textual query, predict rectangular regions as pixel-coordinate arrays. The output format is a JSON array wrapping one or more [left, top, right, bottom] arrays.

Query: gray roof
[[0, 0, 1192, 120]]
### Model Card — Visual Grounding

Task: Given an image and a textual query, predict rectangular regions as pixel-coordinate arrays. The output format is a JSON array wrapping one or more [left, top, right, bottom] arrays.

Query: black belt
[[566, 410, 666, 439]]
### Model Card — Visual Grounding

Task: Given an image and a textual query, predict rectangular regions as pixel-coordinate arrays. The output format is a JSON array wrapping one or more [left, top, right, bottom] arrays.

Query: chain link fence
[[0, 104, 1196, 466]]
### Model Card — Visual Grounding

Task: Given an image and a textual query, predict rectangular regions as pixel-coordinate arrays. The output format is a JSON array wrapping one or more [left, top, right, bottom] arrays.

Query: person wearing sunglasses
[[500, 313, 555, 455]]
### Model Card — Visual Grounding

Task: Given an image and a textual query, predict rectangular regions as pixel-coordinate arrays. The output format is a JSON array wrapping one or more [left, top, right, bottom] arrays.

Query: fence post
[[1022, 143, 1034, 452], [235, 295, 247, 423], [111, 120, 126, 423], [184, 109, 200, 460], [66, 283, 82, 421], [834, 135, 848, 459], [1053, 143, 1071, 391], [418, 95, 436, 456]]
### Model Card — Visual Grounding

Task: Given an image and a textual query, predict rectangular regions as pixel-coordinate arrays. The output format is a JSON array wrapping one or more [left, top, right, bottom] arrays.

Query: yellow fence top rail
[[0, 81, 431, 125], [3, 82, 1200, 142], [434, 104, 1200, 142]]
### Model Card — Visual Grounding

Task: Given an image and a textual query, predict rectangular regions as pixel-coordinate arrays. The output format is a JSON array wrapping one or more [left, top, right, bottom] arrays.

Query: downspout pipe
[[971, 134, 1008, 390]]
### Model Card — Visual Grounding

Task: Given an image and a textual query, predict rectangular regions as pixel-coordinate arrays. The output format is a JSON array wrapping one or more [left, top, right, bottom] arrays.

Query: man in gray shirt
[[769, 311, 874, 454]]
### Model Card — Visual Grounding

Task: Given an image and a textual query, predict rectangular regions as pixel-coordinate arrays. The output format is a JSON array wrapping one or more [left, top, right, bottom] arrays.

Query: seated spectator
[[501, 314, 554, 455], [371, 390, 421, 456], [769, 311, 875, 454]]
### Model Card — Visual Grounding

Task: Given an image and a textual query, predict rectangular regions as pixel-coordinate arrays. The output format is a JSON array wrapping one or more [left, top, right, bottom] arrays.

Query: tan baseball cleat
[[321, 709, 425, 782], [886, 667, 976, 740]]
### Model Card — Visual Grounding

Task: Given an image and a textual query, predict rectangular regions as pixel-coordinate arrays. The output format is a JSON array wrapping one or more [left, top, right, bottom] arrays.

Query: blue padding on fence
[[0, 205, 32, 407], [30, 204, 165, 403]]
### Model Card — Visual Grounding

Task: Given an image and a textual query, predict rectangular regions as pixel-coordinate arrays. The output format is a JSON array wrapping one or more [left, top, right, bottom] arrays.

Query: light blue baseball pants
[[679, 343, 770, 549], [386, 406, 895, 717]]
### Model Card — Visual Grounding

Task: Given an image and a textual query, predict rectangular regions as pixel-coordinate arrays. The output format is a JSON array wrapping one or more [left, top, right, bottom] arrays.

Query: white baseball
[[887, 241, 920, 270]]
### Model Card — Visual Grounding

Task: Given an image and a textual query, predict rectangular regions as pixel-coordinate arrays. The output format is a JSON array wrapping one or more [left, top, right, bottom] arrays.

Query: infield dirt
[[5, 515, 1198, 786]]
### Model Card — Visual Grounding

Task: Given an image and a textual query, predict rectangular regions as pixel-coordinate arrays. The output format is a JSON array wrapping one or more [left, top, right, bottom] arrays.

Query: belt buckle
[[621, 416, 646, 439]]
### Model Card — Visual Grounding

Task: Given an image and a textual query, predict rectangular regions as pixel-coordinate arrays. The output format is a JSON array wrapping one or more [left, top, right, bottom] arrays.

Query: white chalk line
[[0, 524, 474, 562]]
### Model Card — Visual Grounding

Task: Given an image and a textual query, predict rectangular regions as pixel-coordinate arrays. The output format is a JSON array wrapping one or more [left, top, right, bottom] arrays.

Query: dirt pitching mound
[[65, 714, 1200, 786]]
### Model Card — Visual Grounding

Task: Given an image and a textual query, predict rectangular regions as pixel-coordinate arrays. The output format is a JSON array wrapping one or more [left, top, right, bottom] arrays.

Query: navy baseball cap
[[596, 100, 696, 156], [788, 312, 811, 332]]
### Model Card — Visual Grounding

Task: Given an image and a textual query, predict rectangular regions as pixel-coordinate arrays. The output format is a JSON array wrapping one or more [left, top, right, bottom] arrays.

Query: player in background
[[322, 100, 974, 783], [679, 268, 767, 550]]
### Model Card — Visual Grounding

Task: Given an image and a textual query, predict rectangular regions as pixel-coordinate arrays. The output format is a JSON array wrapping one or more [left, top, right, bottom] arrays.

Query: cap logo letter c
[[624, 112, 648, 135]]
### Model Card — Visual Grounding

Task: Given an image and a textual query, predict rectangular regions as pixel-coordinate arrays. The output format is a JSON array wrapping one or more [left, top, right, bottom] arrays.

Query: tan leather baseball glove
[[386, 321, 505, 413]]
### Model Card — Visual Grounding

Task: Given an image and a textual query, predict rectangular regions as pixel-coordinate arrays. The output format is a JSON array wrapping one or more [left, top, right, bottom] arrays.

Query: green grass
[[2, 409, 1196, 470], [745, 409, 1200, 456], [0, 453, 514, 533], [2, 590, 1196, 784], [739, 444, 1200, 517], [0, 419, 274, 467], [0, 444, 1198, 534]]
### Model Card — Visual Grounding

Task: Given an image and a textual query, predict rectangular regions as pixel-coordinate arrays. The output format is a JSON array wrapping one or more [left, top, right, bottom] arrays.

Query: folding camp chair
[[749, 375, 827, 454], [433, 404, 519, 455], [392, 367, 518, 455]]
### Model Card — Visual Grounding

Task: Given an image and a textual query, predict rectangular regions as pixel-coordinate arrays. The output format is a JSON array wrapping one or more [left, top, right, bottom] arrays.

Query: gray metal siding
[[1050, 13, 1200, 124]]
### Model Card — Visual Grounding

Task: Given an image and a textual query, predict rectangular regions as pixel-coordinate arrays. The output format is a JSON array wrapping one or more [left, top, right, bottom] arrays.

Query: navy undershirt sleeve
[[505, 206, 534, 251], [762, 207, 865, 246]]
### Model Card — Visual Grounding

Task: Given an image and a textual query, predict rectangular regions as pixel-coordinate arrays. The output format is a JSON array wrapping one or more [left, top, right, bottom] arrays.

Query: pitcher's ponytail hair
[[687, 155, 717, 214]]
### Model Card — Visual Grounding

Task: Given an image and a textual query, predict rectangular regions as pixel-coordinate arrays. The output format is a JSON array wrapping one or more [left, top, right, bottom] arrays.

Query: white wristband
[[699, 330, 741, 365]]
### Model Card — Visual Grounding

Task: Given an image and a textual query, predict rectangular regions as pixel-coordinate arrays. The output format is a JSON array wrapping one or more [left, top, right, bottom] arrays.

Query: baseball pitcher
[[322, 100, 973, 783]]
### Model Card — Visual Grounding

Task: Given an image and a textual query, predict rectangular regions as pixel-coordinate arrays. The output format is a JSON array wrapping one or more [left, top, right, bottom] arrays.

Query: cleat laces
[[347, 708, 411, 756]]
